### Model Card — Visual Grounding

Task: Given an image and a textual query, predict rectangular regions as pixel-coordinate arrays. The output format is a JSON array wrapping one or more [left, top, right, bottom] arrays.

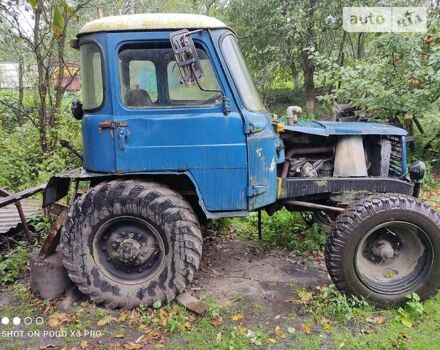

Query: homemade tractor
[[39, 14, 440, 308]]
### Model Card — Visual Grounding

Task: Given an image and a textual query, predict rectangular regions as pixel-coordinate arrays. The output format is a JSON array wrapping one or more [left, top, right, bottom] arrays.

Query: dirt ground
[[193, 230, 330, 325], [0, 228, 332, 350]]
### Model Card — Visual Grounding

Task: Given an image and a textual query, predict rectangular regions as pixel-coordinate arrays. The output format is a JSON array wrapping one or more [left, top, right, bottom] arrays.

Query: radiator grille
[[389, 136, 403, 177]]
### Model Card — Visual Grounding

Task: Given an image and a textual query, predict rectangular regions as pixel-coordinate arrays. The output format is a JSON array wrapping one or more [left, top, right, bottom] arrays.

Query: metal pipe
[[283, 200, 345, 213], [281, 146, 334, 178]]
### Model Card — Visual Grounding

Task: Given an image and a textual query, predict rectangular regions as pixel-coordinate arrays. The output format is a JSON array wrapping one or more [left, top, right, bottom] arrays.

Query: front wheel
[[61, 179, 202, 309], [325, 193, 440, 306]]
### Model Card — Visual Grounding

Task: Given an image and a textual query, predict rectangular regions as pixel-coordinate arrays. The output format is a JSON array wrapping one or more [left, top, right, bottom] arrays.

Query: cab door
[[108, 31, 249, 212]]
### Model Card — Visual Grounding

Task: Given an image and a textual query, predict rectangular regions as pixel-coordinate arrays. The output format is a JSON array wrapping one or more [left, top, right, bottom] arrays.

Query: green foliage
[[396, 293, 425, 327], [201, 294, 220, 319], [316, 31, 440, 119], [0, 243, 29, 285], [214, 209, 327, 254], [0, 99, 82, 191], [27, 214, 51, 236], [307, 284, 371, 322]]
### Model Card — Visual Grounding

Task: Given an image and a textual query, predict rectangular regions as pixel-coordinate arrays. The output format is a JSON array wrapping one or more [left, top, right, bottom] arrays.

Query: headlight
[[409, 161, 426, 181]]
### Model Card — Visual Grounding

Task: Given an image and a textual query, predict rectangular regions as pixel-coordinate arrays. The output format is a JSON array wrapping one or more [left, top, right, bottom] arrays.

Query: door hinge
[[99, 121, 128, 129], [247, 185, 267, 197]]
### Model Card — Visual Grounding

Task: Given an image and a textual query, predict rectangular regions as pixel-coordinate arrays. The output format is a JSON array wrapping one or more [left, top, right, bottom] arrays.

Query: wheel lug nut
[[107, 257, 111, 262], [138, 268, 143, 273], [103, 235, 108, 240], [102, 246, 107, 252]]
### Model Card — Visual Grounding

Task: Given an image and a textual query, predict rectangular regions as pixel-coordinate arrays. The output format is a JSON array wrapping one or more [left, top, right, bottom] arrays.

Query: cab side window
[[118, 43, 221, 108]]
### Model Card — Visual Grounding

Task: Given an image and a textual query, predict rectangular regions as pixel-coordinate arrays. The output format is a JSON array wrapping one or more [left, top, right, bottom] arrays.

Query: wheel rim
[[92, 216, 166, 285], [355, 221, 433, 295]]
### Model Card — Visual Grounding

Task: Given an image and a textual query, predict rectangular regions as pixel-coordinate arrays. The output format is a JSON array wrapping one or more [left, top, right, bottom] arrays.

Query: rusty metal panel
[[0, 199, 41, 234]]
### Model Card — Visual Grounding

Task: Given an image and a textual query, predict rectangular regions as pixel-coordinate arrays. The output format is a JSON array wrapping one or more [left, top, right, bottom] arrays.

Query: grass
[[209, 208, 327, 254], [2, 179, 440, 349]]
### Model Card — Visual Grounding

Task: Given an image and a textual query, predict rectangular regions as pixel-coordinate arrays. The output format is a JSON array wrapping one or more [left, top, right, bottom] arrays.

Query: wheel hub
[[93, 217, 165, 283], [371, 239, 396, 260], [355, 221, 431, 294], [117, 236, 141, 263]]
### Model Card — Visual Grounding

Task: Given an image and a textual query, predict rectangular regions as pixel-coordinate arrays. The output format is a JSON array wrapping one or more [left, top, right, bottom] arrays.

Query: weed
[[396, 293, 425, 327], [201, 294, 221, 319], [245, 328, 267, 346], [0, 243, 30, 285], [306, 285, 371, 322], [138, 304, 150, 325], [27, 214, 51, 237]]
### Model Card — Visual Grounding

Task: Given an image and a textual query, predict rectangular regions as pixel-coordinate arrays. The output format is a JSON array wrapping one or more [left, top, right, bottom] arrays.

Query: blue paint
[[75, 28, 408, 219], [285, 121, 407, 136]]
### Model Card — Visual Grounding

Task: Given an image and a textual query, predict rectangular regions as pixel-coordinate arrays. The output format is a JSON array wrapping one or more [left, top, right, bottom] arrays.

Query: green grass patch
[[209, 208, 326, 254]]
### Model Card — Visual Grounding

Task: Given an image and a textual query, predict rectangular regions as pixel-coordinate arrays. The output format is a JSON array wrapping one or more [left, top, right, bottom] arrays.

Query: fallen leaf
[[238, 327, 248, 335], [400, 317, 413, 328], [216, 332, 222, 342], [302, 324, 311, 335], [320, 317, 333, 330], [80, 340, 88, 350], [183, 321, 191, 331], [118, 310, 130, 322], [123, 342, 143, 350], [367, 315, 385, 325], [114, 334, 124, 339], [48, 313, 71, 328], [298, 290, 313, 304], [211, 316, 223, 327], [232, 313, 244, 322], [159, 309, 169, 327], [373, 316, 385, 324], [268, 338, 277, 344], [275, 326, 287, 339], [128, 309, 141, 324], [97, 315, 116, 326], [287, 327, 296, 334]]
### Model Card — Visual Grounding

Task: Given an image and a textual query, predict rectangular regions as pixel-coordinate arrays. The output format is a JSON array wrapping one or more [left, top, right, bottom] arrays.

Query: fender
[[43, 167, 249, 219]]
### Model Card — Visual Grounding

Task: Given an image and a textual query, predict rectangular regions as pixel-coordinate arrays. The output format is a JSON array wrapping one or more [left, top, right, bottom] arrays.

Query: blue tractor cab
[[45, 14, 440, 309]]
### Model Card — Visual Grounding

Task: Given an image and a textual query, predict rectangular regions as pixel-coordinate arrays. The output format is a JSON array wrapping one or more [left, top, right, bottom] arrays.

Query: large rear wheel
[[325, 193, 440, 306], [61, 179, 202, 309]]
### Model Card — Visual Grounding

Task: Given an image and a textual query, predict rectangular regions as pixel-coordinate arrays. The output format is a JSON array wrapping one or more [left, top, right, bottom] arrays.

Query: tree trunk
[[302, 0, 316, 112], [357, 32, 365, 59], [15, 57, 24, 124], [290, 61, 300, 90], [34, 2, 48, 153], [302, 51, 315, 112]]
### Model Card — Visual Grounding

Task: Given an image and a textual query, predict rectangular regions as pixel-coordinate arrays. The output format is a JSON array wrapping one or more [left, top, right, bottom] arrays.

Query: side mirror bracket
[[169, 29, 204, 86], [169, 29, 231, 115]]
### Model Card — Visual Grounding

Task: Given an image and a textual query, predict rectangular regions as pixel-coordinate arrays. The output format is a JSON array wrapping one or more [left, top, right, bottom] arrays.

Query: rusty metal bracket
[[39, 209, 68, 258]]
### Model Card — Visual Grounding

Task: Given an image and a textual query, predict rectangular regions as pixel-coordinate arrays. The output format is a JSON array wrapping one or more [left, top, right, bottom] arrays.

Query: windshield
[[80, 43, 104, 110], [221, 34, 266, 113]]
